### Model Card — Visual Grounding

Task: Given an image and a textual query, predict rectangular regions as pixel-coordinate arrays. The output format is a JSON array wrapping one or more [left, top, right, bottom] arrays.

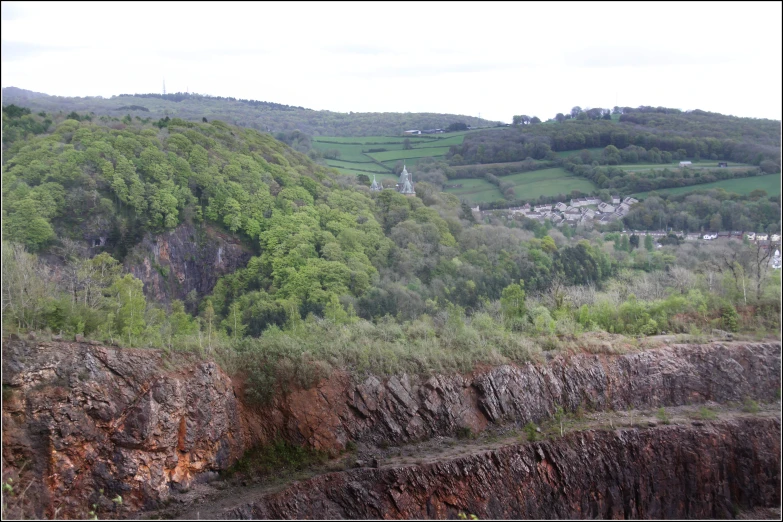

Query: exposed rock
[[1, 340, 251, 518], [125, 223, 252, 311], [224, 418, 781, 520], [2, 339, 780, 518], [260, 342, 781, 452]]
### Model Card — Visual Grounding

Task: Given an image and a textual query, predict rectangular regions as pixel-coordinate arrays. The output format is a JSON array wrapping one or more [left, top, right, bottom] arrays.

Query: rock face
[[261, 342, 781, 452], [226, 418, 782, 520], [1, 340, 780, 518], [125, 222, 252, 310], [1, 340, 250, 518]]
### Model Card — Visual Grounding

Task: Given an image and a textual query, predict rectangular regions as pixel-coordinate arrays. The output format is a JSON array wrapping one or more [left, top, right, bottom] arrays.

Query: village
[[476, 195, 641, 226], [474, 196, 781, 256]]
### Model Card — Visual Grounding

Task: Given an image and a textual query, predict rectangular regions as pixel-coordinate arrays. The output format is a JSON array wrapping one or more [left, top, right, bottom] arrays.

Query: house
[[771, 234, 781, 242], [551, 215, 563, 224], [717, 231, 730, 239], [685, 233, 700, 241], [622, 197, 639, 205], [403, 129, 421, 135], [703, 233, 717, 240], [570, 198, 589, 207], [555, 202, 568, 212], [611, 196, 621, 205], [522, 203, 531, 210], [679, 161, 692, 167], [746, 232, 756, 241], [731, 231, 744, 239], [718, 162, 728, 167], [597, 202, 616, 213], [584, 197, 601, 205], [757, 234, 769, 241], [534, 204, 552, 212]]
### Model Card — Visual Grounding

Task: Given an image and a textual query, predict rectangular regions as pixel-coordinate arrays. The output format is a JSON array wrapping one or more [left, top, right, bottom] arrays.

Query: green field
[[367, 146, 453, 162], [312, 133, 464, 169], [325, 159, 390, 172], [442, 167, 597, 205], [443, 178, 504, 203], [502, 167, 597, 199], [554, 147, 604, 158], [633, 174, 781, 198], [381, 157, 433, 169], [313, 135, 434, 144]]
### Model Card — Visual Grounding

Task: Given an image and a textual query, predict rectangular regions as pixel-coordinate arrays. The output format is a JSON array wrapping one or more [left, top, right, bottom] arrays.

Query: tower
[[370, 174, 382, 192], [163, 78, 166, 96], [397, 164, 415, 196]]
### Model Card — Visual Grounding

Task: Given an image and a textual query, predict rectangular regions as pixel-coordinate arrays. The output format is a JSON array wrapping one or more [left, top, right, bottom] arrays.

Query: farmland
[[313, 133, 468, 176], [633, 174, 781, 198], [444, 167, 597, 204], [443, 178, 504, 203], [502, 168, 597, 198]]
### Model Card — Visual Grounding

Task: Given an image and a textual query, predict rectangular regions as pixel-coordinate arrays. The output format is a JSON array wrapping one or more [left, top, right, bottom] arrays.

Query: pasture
[[633, 174, 781, 198], [502, 167, 597, 199], [312, 133, 466, 170], [367, 146, 453, 162], [443, 178, 504, 203], [325, 159, 389, 173]]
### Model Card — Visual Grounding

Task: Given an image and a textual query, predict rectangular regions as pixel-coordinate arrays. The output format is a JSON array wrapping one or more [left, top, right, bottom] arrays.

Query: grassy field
[[633, 174, 781, 198], [312, 133, 465, 169], [443, 178, 504, 203], [367, 146, 453, 162], [502, 167, 597, 199], [325, 159, 390, 172], [554, 147, 604, 159]]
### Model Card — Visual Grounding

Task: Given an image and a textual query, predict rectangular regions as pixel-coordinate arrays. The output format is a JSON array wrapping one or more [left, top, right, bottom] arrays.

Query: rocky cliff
[[1, 339, 251, 518], [258, 342, 781, 453], [124, 223, 252, 310], [226, 417, 782, 520], [1, 339, 780, 518]]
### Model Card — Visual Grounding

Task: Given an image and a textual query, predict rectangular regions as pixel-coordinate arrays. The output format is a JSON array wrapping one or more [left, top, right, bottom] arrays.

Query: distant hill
[[1, 87, 501, 136]]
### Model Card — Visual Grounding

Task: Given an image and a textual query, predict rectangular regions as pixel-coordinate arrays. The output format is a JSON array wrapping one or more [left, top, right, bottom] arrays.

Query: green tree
[[644, 234, 654, 251], [109, 274, 147, 347], [500, 281, 526, 319]]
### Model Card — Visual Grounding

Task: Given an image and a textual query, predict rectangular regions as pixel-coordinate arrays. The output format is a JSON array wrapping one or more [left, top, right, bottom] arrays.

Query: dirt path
[[141, 402, 781, 520]]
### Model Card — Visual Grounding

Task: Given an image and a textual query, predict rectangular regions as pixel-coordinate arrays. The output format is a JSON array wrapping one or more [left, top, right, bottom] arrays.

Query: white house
[[746, 232, 756, 241], [771, 234, 781, 242], [679, 161, 692, 167], [757, 234, 769, 241], [597, 202, 616, 213], [555, 202, 568, 212]]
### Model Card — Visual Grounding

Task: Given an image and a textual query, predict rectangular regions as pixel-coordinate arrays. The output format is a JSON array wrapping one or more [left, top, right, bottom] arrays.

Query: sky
[[2, 1, 782, 123]]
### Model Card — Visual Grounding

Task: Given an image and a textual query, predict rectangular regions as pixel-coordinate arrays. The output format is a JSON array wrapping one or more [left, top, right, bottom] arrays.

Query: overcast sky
[[2, 1, 781, 123]]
